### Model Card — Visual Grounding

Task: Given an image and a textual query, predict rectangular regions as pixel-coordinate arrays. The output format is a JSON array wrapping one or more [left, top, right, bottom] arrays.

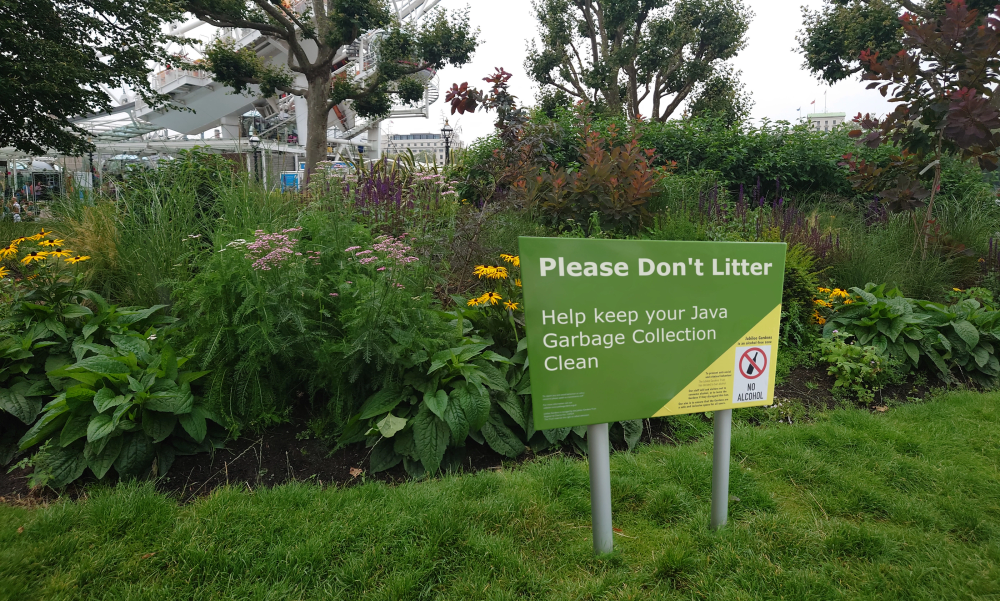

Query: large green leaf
[[70, 355, 130, 375], [370, 438, 402, 473], [951, 320, 980, 351], [410, 404, 449, 475], [93, 387, 126, 412], [38, 445, 87, 488], [376, 413, 407, 438], [87, 414, 116, 442], [496, 390, 526, 430], [178, 406, 208, 443], [60, 411, 92, 447], [358, 386, 404, 420], [114, 305, 167, 325], [0, 387, 42, 424], [113, 432, 154, 478], [621, 419, 643, 451], [142, 409, 177, 443], [442, 396, 470, 446], [423, 389, 448, 419], [60, 304, 93, 320], [145, 390, 192, 414], [542, 427, 571, 444], [18, 407, 69, 450], [451, 383, 490, 432], [109, 334, 149, 356], [481, 408, 525, 458], [155, 443, 176, 476], [84, 435, 123, 479]]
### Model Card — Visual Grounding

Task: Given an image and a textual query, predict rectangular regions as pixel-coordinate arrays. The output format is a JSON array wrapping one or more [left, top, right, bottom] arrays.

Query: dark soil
[[0, 366, 935, 506]]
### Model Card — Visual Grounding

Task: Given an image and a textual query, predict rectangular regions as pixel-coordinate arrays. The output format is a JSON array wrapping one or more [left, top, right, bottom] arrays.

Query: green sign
[[519, 237, 787, 429]]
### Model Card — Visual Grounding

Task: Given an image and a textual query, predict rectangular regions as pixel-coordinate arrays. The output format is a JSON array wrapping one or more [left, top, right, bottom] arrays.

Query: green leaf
[[370, 438, 402, 473], [423, 389, 448, 419], [621, 419, 642, 451], [113, 432, 154, 478], [178, 406, 208, 443], [481, 350, 513, 364], [496, 390, 526, 429], [112, 401, 134, 428], [84, 435, 123, 479], [376, 413, 407, 438], [411, 404, 449, 475], [145, 390, 192, 414], [451, 383, 489, 432], [972, 345, 989, 368], [115, 305, 167, 325], [542, 427, 570, 444], [481, 408, 524, 458], [442, 396, 470, 446], [474, 361, 509, 391], [951, 319, 980, 350], [43, 318, 67, 341], [0, 387, 42, 424], [39, 445, 87, 488], [18, 409, 69, 450], [393, 428, 417, 458], [60, 411, 92, 447], [60, 304, 93, 320], [82, 322, 100, 339], [903, 340, 920, 365], [109, 334, 149, 356], [93, 387, 124, 412], [178, 370, 211, 385], [359, 386, 404, 420], [142, 409, 177, 443], [70, 355, 130, 375], [87, 414, 116, 442], [156, 443, 176, 476], [455, 344, 488, 362]]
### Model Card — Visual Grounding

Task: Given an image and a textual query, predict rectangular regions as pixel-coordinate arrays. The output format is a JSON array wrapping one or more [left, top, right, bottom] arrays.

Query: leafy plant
[[0, 279, 222, 488], [821, 283, 1000, 385], [819, 332, 900, 404]]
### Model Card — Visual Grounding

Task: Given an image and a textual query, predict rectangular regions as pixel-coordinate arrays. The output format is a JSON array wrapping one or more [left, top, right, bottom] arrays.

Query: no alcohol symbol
[[739, 347, 767, 379]]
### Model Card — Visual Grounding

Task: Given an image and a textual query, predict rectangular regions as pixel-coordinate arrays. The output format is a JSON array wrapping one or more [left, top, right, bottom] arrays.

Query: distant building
[[807, 112, 846, 132], [386, 132, 463, 163]]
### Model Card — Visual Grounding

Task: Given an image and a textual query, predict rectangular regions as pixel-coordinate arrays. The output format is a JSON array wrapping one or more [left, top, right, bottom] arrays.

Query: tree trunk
[[303, 70, 332, 186]]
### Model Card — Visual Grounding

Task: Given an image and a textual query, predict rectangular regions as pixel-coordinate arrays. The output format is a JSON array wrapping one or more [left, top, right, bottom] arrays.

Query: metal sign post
[[587, 423, 613, 554], [710, 409, 733, 530]]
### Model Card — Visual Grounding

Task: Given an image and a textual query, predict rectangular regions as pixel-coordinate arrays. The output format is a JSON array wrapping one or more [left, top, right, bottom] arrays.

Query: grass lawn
[[1, 392, 999, 600]]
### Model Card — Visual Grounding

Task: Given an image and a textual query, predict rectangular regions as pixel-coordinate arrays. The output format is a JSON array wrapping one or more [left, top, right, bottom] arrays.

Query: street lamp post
[[249, 126, 262, 183], [440, 120, 453, 166]]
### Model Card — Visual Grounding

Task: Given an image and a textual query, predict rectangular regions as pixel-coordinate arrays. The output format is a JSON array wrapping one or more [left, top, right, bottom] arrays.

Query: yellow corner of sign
[[653, 305, 782, 417]]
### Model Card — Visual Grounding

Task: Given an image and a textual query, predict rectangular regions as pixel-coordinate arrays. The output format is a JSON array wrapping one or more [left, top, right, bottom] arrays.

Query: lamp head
[[441, 119, 453, 142]]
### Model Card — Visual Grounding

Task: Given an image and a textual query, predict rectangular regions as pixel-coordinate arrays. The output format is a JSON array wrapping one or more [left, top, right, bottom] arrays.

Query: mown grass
[[1, 391, 999, 600]]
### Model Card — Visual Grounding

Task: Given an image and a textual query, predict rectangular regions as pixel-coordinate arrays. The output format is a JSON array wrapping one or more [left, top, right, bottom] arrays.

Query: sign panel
[[519, 237, 786, 429]]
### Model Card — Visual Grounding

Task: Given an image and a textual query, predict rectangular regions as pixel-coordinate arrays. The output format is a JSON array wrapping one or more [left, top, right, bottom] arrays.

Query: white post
[[587, 423, 613, 554], [710, 409, 733, 530]]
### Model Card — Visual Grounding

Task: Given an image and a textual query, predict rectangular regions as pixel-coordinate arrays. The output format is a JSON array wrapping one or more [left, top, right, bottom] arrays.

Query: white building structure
[[386, 132, 463, 163], [807, 112, 846, 132]]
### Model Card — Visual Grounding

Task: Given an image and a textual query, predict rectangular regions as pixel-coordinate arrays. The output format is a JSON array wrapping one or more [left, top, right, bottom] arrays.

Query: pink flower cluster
[[343, 235, 418, 268], [246, 228, 302, 271]]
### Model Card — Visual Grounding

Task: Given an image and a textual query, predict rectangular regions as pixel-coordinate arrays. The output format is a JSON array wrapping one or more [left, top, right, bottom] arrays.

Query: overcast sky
[[383, 0, 895, 144]]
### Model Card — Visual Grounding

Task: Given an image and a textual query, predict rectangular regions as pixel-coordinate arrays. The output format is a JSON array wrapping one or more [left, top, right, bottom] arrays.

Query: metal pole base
[[587, 423, 613, 554], [710, 409, 733, 530]]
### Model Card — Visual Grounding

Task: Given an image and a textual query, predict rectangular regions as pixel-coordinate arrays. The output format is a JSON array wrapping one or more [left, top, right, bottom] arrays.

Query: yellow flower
[[844, 299, 853, 305], [817, 287, 831, 293], [65, 255, 91, 264], [813, 299, 832, 307], [21, 251, 48, 264], [47, 248, 72, 258], [27, 229, 48, 242], [467, 296, 482, 307], [953, 288, 963, 292], [482, 291, 502, 305], [504, 300, 520, 311], [473, 265, 489, 278], [515, 279, 521, 287], [831, 288, 849, 299], [0, 267, 7, 278], [0, 244, 18, 259], [474, 265, 508, 280], [500, 254, 520, 267], [38, 238, 64, 248], [490, 266, 508, 280]]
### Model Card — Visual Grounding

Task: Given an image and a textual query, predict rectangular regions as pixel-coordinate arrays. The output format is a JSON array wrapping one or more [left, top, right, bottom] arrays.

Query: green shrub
[[822, 283, 1000, 386], [781, 244, 821, 349], [819, 332, 901, 404], [0, 279, 222, 487]]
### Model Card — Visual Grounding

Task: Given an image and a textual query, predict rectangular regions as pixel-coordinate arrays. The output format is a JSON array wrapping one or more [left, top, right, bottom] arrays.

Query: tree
[[183, 0, 478, 179], [798, 0, 997, 83], [844, 0, 1000, 257], [0, 0, 181, 156], [524, 0, 751, 122], [686, 64, 752, 127]]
